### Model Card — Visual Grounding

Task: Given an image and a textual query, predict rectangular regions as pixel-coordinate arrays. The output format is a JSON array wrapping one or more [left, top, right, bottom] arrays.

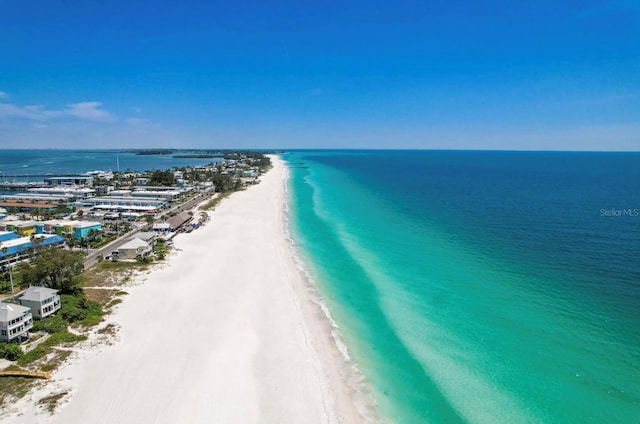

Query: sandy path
[[5, 155, 368, 424]]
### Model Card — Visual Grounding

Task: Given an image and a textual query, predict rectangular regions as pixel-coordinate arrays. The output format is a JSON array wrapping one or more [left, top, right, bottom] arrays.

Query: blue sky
[[0, 0, 638, 150]]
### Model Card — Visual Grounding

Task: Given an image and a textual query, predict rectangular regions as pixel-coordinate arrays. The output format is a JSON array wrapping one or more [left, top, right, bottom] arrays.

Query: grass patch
[[83, 288, 116, 306], [89, 235, 117, 249], [105, 298, 122, 309], [16, 332, 86, 367], [200, 192, 230, 210], [97, 323, 118, 336], [36, 390, 69, 414], [0, 377, 39, 407], [32, 315, 67, 334], [39, 350, 72, 373]]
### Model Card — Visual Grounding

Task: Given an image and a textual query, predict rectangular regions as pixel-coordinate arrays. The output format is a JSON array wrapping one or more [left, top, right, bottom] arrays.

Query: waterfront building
[[18, 286, 61, 320], [44, 176, 94, 186], [152, 222, 171, 232], [116, 237, 152, 260], [0, 302, 33, 343]]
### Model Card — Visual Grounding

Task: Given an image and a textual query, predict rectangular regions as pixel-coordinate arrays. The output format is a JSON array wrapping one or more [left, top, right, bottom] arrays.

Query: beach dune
[[10, 156, 366, 423]]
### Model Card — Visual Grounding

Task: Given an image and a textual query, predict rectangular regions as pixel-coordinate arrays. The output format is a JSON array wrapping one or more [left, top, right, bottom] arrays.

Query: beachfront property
[[0, 234, 66, 261], [116, 237, 152, 260], [152, 222, 172, 232], [18, 286, 61, 319], [136, 231, 158, 245], [0, 302, 33, 343], [154, 211, 193, 233]]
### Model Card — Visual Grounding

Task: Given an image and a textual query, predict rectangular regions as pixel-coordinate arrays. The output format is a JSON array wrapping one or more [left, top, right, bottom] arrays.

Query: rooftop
[[119, 237, 149, 250], [20, 286, 59, 302], [0, 302, 31, 322]]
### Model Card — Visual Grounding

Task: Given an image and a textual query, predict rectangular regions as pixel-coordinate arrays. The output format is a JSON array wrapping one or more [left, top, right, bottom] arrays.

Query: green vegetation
[[0, 375, 35, 407], [148, 169, 176, 186], [210, 173, 243, 192], [0, 343, 23, 361], [153, 239, 168, 260], [173, 154, 221, 159], [89, 234, 116, 249], [17, 332, 86, 366], [0, 270, 22, 294], [37, 390, 69, 413], [201, 193, 231, 211], [58, 294, 103, 326], [134, 149, 174, 155], [16, 247, 85, 294]]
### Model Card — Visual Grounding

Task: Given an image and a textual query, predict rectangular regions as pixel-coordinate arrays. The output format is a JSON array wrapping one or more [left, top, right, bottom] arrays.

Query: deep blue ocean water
[[0, 149, 218, 182], [285, 150, 640, 423]]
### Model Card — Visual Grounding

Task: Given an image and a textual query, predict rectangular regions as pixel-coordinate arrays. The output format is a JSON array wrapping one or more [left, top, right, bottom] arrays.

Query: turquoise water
[[0, 149, 219, 181], [285, 151, 640, 423]]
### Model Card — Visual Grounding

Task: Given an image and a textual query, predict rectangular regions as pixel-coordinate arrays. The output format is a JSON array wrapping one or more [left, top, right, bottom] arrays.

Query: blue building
[[0, 235, 65, 261]]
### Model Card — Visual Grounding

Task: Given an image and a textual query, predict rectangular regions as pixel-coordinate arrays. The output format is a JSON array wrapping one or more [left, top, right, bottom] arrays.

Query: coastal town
[[0, 151, 271, 403]]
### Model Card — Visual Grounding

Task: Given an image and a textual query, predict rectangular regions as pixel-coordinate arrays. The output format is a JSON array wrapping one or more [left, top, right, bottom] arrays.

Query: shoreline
[[4, 155, 374, 423]]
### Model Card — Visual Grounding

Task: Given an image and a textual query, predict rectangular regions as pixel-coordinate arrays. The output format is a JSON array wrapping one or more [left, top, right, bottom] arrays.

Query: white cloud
[[0, 100, 116, 122], [0, 102, 52, 120], [65, 101, 115, 122], [0, 91, 7, 99]]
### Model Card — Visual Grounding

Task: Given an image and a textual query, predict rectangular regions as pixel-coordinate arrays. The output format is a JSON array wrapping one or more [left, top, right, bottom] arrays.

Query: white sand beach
[[6, 155, 370, 423]]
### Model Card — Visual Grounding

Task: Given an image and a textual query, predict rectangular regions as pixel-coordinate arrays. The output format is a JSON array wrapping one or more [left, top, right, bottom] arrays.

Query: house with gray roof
[[117, 237, 152, 260], [18, 286, 61, 319], [0, 302, 33, 343]]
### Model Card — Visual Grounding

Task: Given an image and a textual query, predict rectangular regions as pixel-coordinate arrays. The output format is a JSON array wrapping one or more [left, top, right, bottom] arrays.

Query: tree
[[16, 247, 85, 294], [0, 245, 14, 294], [148, 170, 176, 186]]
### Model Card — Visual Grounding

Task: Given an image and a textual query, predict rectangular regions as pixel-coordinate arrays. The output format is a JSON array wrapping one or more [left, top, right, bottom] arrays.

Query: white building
[[18, 286, 62, 319], [0, 302, 33, 343], [117, 237, 152, 260]]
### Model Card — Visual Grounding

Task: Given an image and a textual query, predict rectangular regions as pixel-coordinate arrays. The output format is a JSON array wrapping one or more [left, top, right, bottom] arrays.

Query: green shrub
[[0, 343, 23, 361], [17, 332, 86, 366], [32, 315, 67, 334], [59, 295, 103, 326]]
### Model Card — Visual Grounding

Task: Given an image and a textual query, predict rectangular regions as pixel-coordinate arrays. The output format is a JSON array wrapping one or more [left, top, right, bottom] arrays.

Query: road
[[82, 188, 216, 269]]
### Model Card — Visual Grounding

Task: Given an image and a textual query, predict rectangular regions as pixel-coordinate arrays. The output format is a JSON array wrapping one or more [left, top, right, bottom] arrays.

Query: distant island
[[133, 149, 175, 156], [172, 154, 223, 159]]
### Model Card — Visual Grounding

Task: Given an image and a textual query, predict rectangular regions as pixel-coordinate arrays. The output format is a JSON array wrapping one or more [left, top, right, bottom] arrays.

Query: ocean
[[0, 149, 219, 182], [284, 150, 640, 423]]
